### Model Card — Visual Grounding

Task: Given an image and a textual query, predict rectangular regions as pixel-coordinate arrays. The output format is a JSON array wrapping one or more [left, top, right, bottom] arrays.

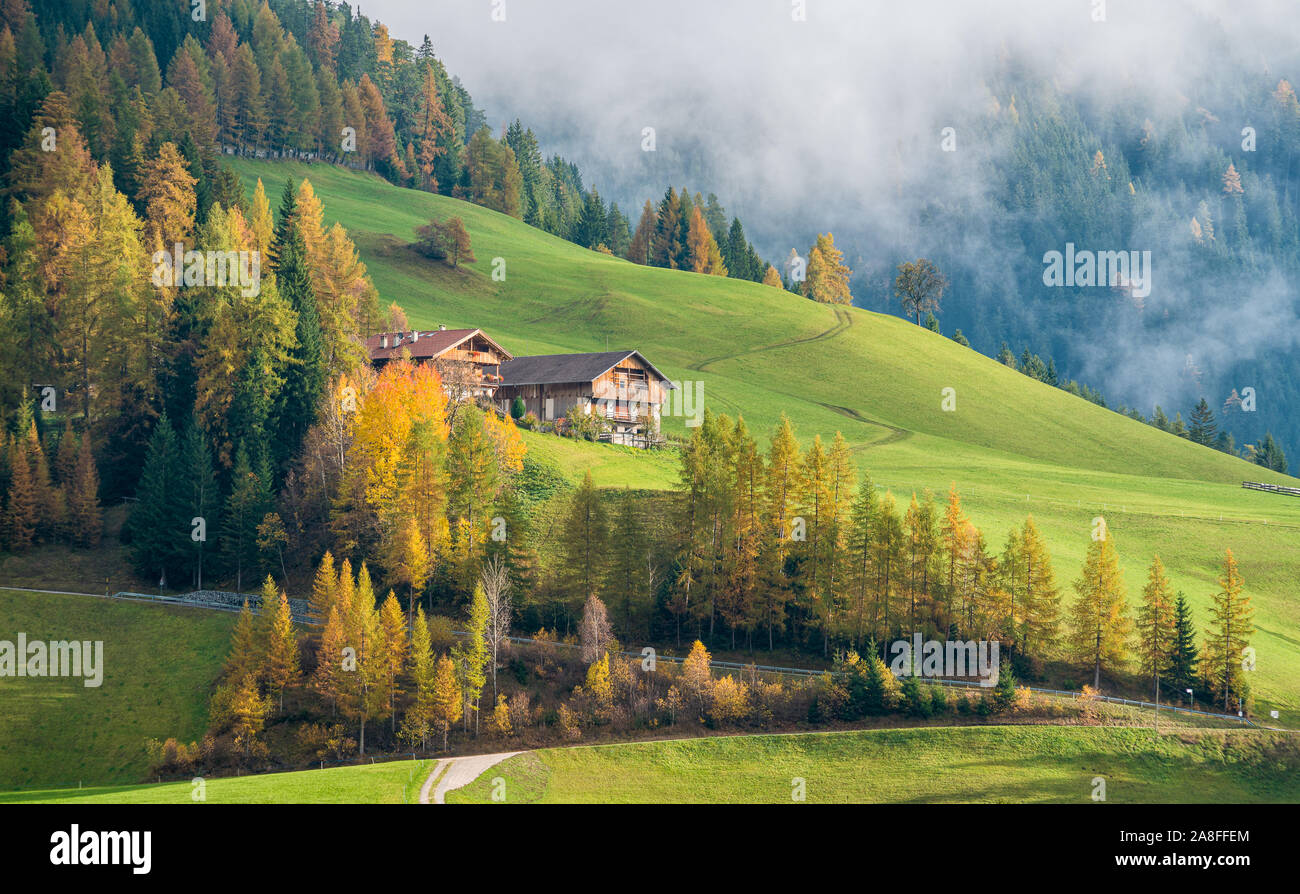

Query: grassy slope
[[11, 724, 1294, 804], [444, 727, 1300, 804], [231, 159, 1300, 716], [0, 589, 234, 790], [1, 758, 433, 804]]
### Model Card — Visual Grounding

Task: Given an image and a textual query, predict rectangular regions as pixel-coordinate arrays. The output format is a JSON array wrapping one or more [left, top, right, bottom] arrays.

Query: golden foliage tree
[[1068, 534, 1131, 689], [1203, 549, 1253, 710]]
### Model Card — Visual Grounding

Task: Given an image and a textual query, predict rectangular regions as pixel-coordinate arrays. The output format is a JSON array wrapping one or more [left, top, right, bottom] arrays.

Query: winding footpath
[[418, 752, 521, 804]]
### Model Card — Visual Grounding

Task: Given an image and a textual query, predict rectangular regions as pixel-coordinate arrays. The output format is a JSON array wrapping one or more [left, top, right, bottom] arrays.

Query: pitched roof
[[499, 351, 674, 387], [364, 328, 513, 363]]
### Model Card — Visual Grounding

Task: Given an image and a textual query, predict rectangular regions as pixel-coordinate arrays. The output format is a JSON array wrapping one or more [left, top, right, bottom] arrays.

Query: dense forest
[[0, 1, 1262, 771], [901, 74, 1300, 466]]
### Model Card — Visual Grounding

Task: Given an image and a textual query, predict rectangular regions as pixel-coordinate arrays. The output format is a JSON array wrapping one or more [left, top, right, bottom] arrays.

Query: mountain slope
[[230, 159, 1300, 716]]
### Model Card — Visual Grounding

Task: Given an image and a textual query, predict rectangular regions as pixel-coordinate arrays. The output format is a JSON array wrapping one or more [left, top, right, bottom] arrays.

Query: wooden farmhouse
[[496, 350, 674, 447], [365, 329, 674, 447], [364, 327, 512, 400]]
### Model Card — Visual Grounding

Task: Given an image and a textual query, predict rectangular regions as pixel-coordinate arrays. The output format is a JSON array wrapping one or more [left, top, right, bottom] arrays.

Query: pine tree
[[1203, 549, 1253, 711], [345, 562, 385, 755], [272, 221, 326, 473], [447, 403, 497, 570], [400, 606, 436, 750], [430, 653, 462, 751], [3, 433, 37, 550], [309, 551, 337, 627], [378, 591, 409, 735], [1137, 554, 1175, 699], [652, 187, 683, 268], [1166, 592, 1199, 697], [1188, 398, 1217, 446], [66, 430, 102, 547], [180, 421, 217, 588], [574, 186, 608, 249], [225, 600, 261, 682], [313, 603, 347, 714], [22, 423, 59, 543], [1253, 433, 1288, 474], [1067, 534, 1131, 689], [454, 583, 490, 735], [557, 471, 608, 625], [129, 416, 186, 587], [993, 664, 1018, 712], [265, 584, 300, 712], [1020, 516, 1060, 658], [627, 199, 655, 265], [871, 493, 904, 643], [220, 442, 270, 591]]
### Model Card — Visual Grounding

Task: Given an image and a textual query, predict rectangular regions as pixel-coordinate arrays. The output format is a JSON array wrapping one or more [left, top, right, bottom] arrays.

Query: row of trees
[[535, 410, 1253, 708], [3, 1, 784, 293], [990, 339, 1285, 470], [206, 554, 498, 763], [0, 402, 100, 551]]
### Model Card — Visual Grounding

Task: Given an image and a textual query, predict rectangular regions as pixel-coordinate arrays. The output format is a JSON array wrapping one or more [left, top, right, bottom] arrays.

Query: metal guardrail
[[1243, 480, 1300, 497], [929, 677, 1254, 726], [0, 585, 316, 624]]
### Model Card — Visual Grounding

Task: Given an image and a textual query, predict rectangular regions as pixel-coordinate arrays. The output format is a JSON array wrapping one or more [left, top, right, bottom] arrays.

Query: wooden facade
[[496, 350, 673, 447], [365, 330, 674, 448], [364, 327, 512, 399]]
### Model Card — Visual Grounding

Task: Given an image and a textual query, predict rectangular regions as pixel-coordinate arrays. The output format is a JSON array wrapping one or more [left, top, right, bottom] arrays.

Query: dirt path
[[419, 752, 521, 804], [688, 306, 853, 373]]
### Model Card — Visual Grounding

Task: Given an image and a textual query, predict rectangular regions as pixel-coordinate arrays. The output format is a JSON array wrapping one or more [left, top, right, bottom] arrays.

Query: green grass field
[[0, 758, 432, 805], [444, 726, 1300, 804], [10, 723, 1294, 804], [230, 159, 1300, 718], [0, 589, 234, 790]]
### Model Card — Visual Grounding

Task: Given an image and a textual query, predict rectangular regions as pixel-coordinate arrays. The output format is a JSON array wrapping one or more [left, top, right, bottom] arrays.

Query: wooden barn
[[364, 326, 513, 399], [496, 350, 674, 447]]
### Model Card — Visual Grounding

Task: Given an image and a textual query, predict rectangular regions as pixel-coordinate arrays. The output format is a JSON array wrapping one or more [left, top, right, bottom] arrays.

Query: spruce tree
[[1137, 554, 1174, 699], [181, 420, 217, 588], [1188, 398, 1217, 446], [128, 415, 186, 587], [3, 433, 37, 550], [272, 223, 325, 473], [220, 442, 269, 591], [1166, 592, 1199, 698], [993, 664, 1017, 712], [67, 431, 102, 547]]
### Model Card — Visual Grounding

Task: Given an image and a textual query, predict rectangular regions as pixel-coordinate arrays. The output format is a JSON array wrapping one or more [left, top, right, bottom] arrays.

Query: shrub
[[902, 674, 931, 717], [557, 703, 582, 740], [992, 665, 1018, 713], [426, 615, 457, 653], [708, 675, 750, 726], [509, 657, 529, 685]]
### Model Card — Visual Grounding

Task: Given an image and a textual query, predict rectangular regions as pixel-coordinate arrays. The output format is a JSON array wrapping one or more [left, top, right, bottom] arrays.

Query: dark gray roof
[[499, 351, 674, 387]]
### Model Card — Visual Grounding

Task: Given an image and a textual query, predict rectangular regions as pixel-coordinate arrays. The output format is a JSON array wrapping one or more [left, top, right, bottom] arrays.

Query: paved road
[[419, 751, 521, 804]]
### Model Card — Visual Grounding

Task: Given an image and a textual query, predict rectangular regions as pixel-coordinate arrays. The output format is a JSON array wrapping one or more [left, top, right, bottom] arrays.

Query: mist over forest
[[370, 0, 1300, 459]]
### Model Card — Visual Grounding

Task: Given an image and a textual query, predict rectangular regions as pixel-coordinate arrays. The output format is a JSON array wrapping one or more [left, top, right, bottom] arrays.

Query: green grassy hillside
[[10, 726, 1295, 804], [230, 159, 1300, 717], [1, 757, 432, 804], [0, 589, 234, 790], [444, 727, 1300, 804]]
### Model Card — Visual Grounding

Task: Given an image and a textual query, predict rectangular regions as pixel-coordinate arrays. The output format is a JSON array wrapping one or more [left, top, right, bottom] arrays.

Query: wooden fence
[[1242, 480, 1300, 497]]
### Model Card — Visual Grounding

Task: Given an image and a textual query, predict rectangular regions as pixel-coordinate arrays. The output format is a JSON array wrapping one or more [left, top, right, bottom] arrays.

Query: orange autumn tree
[[339, 359, 450, 571]]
